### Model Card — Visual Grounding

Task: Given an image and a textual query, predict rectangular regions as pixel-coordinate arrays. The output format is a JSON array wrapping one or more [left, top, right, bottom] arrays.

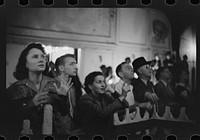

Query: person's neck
[[179, 79, 186, 86], [28, 72, 43, 85], [122, 78, 131, 84], [92, 91, 101, 99], [160, 77, 168, 84], [140, 75, 150, 82]]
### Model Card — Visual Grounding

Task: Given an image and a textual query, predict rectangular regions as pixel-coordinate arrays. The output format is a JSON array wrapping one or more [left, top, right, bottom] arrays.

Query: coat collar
[[14, 75, 55, 93]]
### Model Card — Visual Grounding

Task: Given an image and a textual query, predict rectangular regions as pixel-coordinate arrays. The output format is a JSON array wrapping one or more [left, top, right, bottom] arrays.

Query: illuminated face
[[138, 64, 152, 78], [62, 57, 78, 76], [26, 48, 46, 73], [121, 63, 134, 80], [89, 75, 106, 95]]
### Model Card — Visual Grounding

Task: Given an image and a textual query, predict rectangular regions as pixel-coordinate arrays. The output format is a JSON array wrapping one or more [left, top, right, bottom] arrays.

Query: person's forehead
[[94, 75, 105, 81], [140, 64, 148, 69], [122, 63, 131, 69], [28, 48, 43, 55], [64, 57, 76, 63]]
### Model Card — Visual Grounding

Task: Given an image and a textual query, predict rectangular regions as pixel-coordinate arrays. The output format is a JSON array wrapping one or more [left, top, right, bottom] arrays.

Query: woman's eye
[[41, 55, 45, 59], [33, 55, 38, 58]]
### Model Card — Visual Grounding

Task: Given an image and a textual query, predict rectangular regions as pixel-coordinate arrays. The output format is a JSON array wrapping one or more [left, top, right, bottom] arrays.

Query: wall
[[6, 8, 171, 87], [179, 25, 196, 90]]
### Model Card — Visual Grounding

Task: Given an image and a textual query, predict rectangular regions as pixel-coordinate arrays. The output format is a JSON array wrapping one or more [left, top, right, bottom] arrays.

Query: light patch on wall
[[43, 45, 74, 63], [179, 26, 196, 62]]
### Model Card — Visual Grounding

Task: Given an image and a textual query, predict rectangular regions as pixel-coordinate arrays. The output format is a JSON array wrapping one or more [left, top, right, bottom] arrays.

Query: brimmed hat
[[132, 57, 151, 71]]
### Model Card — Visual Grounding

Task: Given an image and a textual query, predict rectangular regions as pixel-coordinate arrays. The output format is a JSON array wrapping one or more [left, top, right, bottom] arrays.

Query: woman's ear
[[88, 84, 93, 90]]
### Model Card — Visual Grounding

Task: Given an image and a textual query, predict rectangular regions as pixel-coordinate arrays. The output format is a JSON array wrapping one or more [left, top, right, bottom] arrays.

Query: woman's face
[[26, 48, 46, 73], [90, 75, 106, 95]]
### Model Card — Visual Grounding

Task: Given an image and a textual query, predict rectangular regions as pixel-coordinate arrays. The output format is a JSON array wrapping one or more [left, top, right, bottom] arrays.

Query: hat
[[132, 57, 151, 71]]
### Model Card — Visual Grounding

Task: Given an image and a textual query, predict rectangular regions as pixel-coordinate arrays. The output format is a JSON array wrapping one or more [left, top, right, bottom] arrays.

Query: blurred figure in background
[[163, 51, 174, 68], [47, 61, 57, 78], [100, 65, 107, 77], [179, 54, 189, 71], [105, 66, 115, 86], [154, 66, 177, 116], [125, 57, 131, 65]]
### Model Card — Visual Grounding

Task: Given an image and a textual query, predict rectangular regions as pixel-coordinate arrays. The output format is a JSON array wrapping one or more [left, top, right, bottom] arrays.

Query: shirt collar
[[160, 80, 167, 86]]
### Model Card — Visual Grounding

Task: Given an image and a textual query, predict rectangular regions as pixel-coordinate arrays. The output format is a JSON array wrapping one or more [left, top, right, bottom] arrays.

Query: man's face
[[121, 63, 134, 80], [62, 57, 78, 76], [138, 64, 152, 78], [161, 68, 170, 79]]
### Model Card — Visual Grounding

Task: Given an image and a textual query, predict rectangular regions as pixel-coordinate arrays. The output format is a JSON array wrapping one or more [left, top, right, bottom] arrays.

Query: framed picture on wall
[[149, 9, 171, 48]]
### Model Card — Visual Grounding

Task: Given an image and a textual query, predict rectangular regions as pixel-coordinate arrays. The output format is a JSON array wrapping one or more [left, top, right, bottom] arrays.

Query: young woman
[[79, 71, 130, 139], [4, 43, 71, 138]]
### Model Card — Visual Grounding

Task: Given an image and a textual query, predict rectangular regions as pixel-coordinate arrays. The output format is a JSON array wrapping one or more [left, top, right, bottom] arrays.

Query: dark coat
[[3, 76, 68, 137], [131, 78, 156, 117], [155, 81, 176, 115], [79, 92, 128, 137], [131, 78, 155, 103]]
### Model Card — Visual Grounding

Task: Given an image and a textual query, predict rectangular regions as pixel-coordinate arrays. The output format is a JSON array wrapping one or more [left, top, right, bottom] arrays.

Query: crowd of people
[[1, 43, 198, 139]]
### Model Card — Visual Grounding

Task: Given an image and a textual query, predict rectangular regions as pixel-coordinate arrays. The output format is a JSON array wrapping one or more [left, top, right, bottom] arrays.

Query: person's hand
[[121, 83, 131, 97], [118, 83, 130, 101], [145, 92, 159, 103], [53, 77, 73, 96], [180, 90, 188, 98], [105, 84, 115, 94], [32, 92, 49, 106], [138, 102, 153, 110]]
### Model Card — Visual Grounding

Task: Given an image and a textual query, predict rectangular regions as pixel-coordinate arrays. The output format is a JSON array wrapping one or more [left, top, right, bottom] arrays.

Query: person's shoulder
[[155, 81, 163, 87], [80, 94, 93, 101], [6, 79, 27, 91], [43, 75, 56, 82]]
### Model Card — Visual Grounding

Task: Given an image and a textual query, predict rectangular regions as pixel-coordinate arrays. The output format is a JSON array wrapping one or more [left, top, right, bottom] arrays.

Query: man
[[155, 66, 176, 115], [115, 62, 152, 115], [115, 62, 135, 106], [54, 54, 84, 135], [132, 57, 159, 117]]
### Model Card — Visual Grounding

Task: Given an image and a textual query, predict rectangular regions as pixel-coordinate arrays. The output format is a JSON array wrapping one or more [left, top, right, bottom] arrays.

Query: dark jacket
[[4, 76, 68, 137], [79, 92, 128, 137], [155, 81, 176, 115], [131, 78, 155, 117], [131, 78, 155, 103]]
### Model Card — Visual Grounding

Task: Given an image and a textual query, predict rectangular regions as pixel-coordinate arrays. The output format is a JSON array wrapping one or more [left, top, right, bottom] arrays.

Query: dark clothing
[[131, 78, 155, 103], [175, 84, 196, 119], [131, 78, 155, 117], [179, 60, 189, 71], [54, 76, 83, 135], [155, 81, 176, 115], [3, 76, 68, 137], [79, 92, 128, 138], [175, 85, 190, 107]]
